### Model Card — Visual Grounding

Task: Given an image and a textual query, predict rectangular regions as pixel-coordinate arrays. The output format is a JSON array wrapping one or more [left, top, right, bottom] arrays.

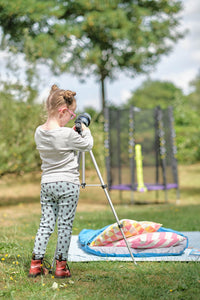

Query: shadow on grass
[[0, 187, 200, 208], [0, 196, 40, 207], [180, 187, 200, 197]]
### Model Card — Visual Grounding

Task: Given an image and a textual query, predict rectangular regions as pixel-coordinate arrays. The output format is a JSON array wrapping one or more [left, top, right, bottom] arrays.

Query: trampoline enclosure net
[[104, 107, 178, 190]]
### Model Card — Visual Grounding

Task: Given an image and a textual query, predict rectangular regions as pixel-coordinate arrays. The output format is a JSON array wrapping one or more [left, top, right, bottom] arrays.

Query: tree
[[127, 79, 184, 109], [125, 77, 200, 163], [0, 82, 43, 175], [0, 0, 184, 110], [188, 71, 200, 111]]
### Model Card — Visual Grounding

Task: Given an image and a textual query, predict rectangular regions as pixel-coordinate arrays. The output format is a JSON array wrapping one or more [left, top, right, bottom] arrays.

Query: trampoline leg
[[155, 190, 159, 203], [164, 189, 168, 203], [119, 190, 123, 204], [176, 188, 180, 205], [130, 190, 134, 205]]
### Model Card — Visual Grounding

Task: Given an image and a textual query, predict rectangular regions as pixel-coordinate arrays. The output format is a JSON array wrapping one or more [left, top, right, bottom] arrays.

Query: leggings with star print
[[33, 181, 80, 260]]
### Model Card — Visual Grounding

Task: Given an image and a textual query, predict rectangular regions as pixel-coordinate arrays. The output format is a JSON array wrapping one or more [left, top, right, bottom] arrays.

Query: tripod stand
[[51, 150, 137, 270], [79, 150, 137, 265]]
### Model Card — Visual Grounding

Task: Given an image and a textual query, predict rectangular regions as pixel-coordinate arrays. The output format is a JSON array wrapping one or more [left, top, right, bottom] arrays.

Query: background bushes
[[0, 79, 199, 177]]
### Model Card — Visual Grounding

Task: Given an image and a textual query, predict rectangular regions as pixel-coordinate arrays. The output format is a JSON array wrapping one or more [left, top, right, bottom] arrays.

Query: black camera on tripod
[[75, 113, 91, 135]]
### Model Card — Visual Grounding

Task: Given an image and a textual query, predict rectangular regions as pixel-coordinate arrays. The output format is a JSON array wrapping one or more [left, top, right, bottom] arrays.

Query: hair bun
[[46, 85, 76, 114], [63, 90, 76, 105], [51, 84, 59, 93], [64, 90, 76, 99]]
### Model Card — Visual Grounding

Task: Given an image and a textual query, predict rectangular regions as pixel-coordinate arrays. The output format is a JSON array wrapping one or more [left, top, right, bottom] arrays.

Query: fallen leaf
[[52, 282, 58, 290]]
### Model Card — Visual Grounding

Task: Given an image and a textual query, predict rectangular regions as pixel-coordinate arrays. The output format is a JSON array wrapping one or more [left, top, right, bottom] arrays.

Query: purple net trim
[[110, 183, 178, 191]]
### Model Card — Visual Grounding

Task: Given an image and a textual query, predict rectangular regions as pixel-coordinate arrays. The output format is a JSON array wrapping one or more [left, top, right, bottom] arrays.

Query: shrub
[[0, 94, 43, 175]]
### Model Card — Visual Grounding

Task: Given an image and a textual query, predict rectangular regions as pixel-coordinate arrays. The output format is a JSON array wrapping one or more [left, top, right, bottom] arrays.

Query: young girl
[[28, 84, 93, 278]]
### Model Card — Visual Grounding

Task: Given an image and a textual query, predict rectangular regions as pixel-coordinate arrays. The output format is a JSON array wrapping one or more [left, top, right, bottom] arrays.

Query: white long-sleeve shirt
[[35, 126, 93, 185]]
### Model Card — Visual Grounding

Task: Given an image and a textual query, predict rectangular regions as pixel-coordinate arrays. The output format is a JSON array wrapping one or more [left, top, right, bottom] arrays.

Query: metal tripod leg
[[86, 150, 137, 265]]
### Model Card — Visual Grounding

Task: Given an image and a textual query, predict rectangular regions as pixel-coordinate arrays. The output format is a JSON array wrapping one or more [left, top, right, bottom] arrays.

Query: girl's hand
[[81, 124, 88, 131], [72, 124, 88, 132]]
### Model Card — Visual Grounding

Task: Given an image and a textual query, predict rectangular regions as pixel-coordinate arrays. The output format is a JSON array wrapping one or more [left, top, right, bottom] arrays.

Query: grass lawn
[[0, 164, 200, 299]]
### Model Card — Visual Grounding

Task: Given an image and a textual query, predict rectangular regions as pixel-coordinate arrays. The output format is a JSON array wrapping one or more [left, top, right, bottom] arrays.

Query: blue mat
[[68, 232, 200, 262]]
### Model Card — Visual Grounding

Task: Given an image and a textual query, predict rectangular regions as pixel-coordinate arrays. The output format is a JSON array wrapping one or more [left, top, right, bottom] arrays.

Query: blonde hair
[[46, 84, 76, 115]]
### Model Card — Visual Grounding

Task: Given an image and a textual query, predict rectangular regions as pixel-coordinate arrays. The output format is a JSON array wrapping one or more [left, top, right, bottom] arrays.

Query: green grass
[[1, 204, 200, 300], [0, 164, 200, 299]]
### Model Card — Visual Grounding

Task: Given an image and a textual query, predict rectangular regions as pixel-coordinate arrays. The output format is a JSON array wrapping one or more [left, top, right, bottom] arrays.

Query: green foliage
[[173, 76, 200, 163], [126, 78, 200, 163], [84, 106, 102, 123], [0, 86, 43, 176], [127, 79, 184, 109], [0, 0, 184, 109], [1, 73, 200, 178], [82, 120, 106, 171], [188, 71, 200, 111], [0, 86, 105, 176], [175, 104, 200, 163]]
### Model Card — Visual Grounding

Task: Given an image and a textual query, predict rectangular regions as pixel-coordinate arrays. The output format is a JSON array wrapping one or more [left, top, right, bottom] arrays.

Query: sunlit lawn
[[0, 164, 200, 299]]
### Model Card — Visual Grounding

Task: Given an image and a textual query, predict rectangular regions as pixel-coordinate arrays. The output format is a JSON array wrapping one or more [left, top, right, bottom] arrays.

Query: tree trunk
[[100, 75, 106, 112]]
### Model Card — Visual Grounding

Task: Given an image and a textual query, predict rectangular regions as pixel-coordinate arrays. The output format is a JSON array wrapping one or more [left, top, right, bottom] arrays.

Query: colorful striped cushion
[[90, 219, 162, 246], [104, 232, 186, 248]]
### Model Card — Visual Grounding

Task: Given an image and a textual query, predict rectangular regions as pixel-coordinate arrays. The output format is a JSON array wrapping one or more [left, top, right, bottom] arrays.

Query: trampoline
[[104, 106, 179, 203]]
